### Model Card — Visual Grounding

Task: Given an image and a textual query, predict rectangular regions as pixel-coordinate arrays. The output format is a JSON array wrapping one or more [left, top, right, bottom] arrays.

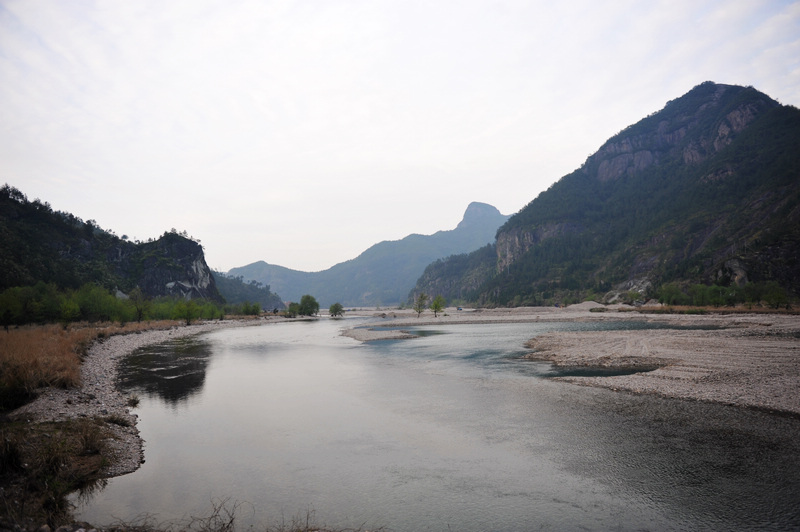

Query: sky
[[1, 1, 799, 273]]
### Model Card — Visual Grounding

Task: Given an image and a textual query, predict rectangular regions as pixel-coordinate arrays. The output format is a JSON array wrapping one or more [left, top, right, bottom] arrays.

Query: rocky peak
[[132, 232, 221, 301], [456, 202, 506, 231]]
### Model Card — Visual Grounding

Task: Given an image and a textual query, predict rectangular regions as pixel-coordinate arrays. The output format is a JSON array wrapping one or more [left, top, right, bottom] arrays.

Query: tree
[[128, 286, 149, 322], [173, 299, 199, 325], [413, 292, 429, 317], [329, 302, 344, 317], [430, 295, 446, 317], [298, 294, 319, 316]]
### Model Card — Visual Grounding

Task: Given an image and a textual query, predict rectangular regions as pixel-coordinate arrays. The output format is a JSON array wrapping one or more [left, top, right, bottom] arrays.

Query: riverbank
[[342, 305, 800, 416], [8, 318, 281, 479]]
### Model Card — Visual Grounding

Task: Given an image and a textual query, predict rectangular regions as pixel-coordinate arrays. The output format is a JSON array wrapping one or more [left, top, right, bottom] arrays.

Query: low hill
[[229, 202, 509, 307], [212, 272, 285, 311], [411, 82, 800, 306], [0, 184, 222, 301]]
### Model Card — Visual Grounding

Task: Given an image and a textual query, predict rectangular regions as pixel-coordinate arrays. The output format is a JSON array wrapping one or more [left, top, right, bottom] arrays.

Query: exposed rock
[[496, 222, 581, 273]]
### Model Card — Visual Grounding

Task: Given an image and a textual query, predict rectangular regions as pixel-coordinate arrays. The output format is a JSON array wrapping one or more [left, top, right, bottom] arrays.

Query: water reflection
[[117, 336, 212, 405]]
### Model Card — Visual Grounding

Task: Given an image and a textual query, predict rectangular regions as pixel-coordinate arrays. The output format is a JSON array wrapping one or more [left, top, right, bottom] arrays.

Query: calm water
[[75, 318, 800, 531]]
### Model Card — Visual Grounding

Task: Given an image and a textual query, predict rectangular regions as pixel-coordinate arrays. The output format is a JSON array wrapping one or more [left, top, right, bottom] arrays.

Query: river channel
[[75, 318, 800, 531]]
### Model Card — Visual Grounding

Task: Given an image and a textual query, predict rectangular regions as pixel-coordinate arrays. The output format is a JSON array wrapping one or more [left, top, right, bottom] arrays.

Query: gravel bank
[[343, 306, 800, 416], [9, 318, 278, 478]]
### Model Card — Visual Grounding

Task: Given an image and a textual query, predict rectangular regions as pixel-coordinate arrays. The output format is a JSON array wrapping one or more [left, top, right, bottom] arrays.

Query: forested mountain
[[411, 82, 800, 306], [229, 202, 509, 306], [212, 272, 285, 311], [0, 184, 223, 301]]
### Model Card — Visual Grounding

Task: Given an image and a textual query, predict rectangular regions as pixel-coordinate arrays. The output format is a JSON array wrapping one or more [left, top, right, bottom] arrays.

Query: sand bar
[[343, 305, 800, 416]]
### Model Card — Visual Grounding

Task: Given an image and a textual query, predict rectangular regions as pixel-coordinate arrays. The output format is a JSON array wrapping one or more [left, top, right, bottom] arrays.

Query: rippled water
[[75, 318, 800, 531]]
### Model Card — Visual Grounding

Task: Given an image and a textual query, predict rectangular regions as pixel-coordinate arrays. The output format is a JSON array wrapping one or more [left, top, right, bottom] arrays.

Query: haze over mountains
[[2, 82, 797, 312], [228, 202, 509, 307], [412, 82, 800, 306]]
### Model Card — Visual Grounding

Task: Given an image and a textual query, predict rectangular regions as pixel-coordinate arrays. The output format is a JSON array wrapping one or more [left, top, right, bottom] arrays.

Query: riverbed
[[73, 316, 800, 531]]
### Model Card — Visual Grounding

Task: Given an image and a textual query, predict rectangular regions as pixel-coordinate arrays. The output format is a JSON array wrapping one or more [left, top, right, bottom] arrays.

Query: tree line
[[0, 282, 275, 328]]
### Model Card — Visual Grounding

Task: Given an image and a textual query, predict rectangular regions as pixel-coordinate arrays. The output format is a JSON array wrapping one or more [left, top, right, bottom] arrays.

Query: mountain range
[[228, 202, 509, 307], [3, 82, 797, 312], [411, 82, 800, 306]]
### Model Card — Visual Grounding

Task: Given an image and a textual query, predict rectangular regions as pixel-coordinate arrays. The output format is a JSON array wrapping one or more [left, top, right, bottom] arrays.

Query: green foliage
[[128, 286, 149, 322], [657, 283, 690, 305], [654, 281, 789, 308], [172, 300, 199, 325], [285, 302, 300, 318], [0, 282, 225, 326], [763, 281, 789, 309], [0, 185, 224, 302], [329, 302, 344, 317], [430, 295, 446, 317], [298, 294, 319, 316], [212, 271, 284, 311]]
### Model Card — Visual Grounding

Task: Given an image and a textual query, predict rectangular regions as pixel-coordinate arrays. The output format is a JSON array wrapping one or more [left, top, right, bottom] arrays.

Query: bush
[[329, 302, 344, 317], [298, 295, 319, 316]]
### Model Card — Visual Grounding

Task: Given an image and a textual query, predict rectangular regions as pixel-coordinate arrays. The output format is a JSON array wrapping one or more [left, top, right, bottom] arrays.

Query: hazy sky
[[2, 1, 799, 272]]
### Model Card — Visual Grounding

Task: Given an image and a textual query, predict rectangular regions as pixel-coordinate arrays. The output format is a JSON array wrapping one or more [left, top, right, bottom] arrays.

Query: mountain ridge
[[229, 202, 509, 306], [411, 82, 800, 306]]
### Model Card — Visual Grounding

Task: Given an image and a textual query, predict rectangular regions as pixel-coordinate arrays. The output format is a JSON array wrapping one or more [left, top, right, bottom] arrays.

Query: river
[[74, 318, 800, 531]]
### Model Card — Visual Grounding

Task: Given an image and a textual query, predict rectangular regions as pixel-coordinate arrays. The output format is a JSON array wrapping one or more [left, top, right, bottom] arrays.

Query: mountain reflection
[[117, 337, 212, 405]]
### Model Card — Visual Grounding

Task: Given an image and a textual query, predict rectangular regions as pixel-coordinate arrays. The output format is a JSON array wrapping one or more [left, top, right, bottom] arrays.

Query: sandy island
[[342, 303, 800, 416]]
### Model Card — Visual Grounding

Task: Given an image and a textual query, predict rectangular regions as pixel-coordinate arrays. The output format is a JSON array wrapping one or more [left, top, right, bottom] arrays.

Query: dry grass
[[0, 320, 181, 411], [0, 419, 112, 526], [0, 320, 191, 526]]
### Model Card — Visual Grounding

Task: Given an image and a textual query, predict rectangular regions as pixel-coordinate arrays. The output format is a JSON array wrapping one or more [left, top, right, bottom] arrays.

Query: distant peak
[[456, 202, 506, 230]]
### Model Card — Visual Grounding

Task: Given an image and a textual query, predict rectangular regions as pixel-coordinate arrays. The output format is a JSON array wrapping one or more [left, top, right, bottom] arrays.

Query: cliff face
[[0, 186, 222, 301], [129, 233, 221, 301], [495, 83, 782, 276], [588, 84, 772, 182]]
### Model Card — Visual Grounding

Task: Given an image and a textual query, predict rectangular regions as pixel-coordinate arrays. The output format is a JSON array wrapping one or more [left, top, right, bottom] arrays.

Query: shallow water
[[75, 318, 800, 531]]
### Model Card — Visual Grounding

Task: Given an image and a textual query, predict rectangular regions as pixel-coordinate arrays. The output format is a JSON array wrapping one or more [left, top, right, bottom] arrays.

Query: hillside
[[0, 184, 222, 301], [411, 82, 800, 306], [229, 202, 509, 306], [212, 272, 285, 311]]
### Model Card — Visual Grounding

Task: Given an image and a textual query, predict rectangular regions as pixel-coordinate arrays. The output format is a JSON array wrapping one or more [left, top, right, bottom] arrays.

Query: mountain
[[411, 82, 800, 306], [0, 184, 222, 301], [229, 202, 510, 307], [212, 271, 285, 311]]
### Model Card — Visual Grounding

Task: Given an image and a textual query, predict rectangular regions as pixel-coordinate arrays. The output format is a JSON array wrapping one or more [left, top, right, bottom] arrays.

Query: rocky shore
[[343, 305, 800, 416]]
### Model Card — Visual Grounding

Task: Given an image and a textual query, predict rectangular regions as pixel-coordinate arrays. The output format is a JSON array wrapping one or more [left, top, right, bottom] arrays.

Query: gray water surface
[[75, 318, 800, 531]]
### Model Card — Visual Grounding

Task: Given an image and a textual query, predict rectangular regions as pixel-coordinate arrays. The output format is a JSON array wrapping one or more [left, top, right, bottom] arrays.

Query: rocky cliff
[[127, 232, 221, 300]]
